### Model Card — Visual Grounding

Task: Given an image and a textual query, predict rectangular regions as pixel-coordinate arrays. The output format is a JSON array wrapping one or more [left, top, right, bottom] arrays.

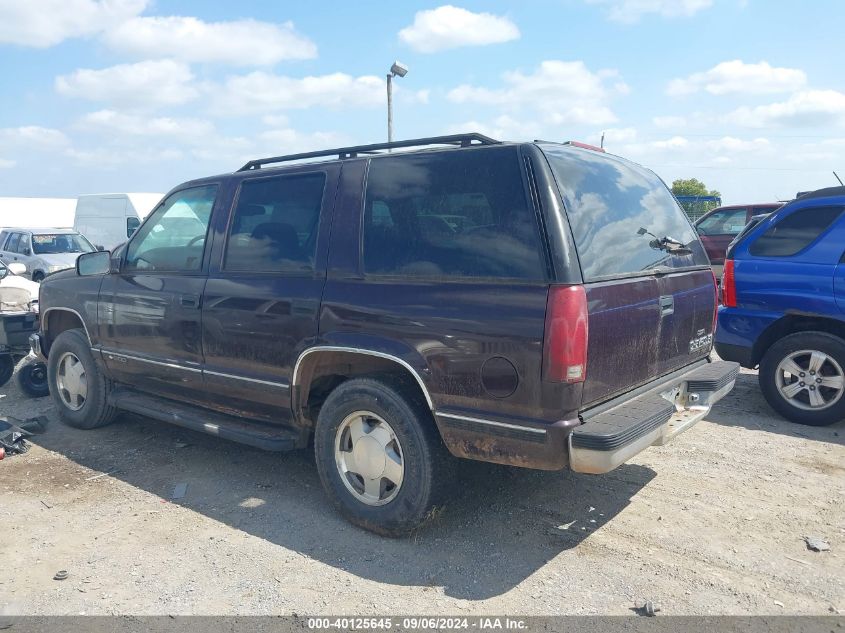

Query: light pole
[[387, 61, 408, 144]]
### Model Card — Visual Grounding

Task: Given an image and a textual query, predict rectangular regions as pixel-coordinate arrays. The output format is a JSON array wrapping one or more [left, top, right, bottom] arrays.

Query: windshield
[[31, 233, 95, 255]]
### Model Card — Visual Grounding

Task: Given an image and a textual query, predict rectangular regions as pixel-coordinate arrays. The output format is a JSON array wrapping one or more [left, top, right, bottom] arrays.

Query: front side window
[[224, 173, 325, 272], [750, 206, 844, 258], [362, 148, 546, 280], [696, 209, 748, 236], [31, 233, 94, 255], [541, 144, 709, 281], [124, 185, 217, 272]]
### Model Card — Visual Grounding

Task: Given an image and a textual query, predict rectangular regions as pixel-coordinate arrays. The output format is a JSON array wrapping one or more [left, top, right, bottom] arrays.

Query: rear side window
[[541, 145, 708, 281], [225, 173, 325, 272], [696, 208, 748, 236], [363, 147, 545, 280], [749, 206, 844, 257]]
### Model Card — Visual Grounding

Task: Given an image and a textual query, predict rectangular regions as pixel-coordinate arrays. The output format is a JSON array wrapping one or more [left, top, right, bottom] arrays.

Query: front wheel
[[17, 360, 49, 398], [759, 331, 845, 426], [47, 328, 117, 429], [314, 377, 451, 536], [32, 271, 45, 282]]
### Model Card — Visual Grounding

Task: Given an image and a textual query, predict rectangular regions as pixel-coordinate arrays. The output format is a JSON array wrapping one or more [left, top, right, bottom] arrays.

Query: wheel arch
[[42, 308, 91, 354], [753, 313, 845, 366], [291, 345, 435, 429]]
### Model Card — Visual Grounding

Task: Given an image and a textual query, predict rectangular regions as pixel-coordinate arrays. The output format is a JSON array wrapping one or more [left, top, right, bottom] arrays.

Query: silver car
[[0, 228, 96, 281]]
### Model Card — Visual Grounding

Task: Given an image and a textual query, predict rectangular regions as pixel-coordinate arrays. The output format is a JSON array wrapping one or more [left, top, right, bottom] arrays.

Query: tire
[[32, 271, 45, 282], [759, 331, 845, 426], [0, 355, 13, 387], [314, 377, 452, 536], [16, 360, 49, 398], [47, 328, 117, 429]]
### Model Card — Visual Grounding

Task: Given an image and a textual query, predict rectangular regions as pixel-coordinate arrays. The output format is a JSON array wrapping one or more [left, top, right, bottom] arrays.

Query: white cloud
[[398, 5, 519, 53], [668, 60, 807, 96], [447, 60, 624, 126], [210, 71, 384, 116], [77, 110, 214, 139], [0, 126, 69, 148], [0, 0, 146, 47], [55, 60, 198, 109], [727, 90, 845, 127], [0, 158, 16, 169], [103, 16, 316, 66], [587, 0, 712, 23], [705, 136, 770, 153]]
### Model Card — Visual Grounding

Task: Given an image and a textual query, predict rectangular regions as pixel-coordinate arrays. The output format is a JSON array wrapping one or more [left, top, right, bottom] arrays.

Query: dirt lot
[[0, 362, 843, 616]]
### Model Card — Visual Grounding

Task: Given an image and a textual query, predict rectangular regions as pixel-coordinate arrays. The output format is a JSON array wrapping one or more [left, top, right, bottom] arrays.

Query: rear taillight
[[722, 259, 737, 308], [543, 285, 588, 383], [710, 269, 719, 333]]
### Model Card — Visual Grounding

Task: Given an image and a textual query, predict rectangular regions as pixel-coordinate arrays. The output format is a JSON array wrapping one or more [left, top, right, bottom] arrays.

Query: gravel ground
[[0, 361, 843, 616]]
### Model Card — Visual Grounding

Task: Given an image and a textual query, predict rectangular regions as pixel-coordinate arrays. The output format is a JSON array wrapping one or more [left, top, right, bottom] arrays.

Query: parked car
[[0, 228, 97, 281], [32, 134, 738, 535], [0, 257, 47, 396], [695, 203, 782, 277], [716, 186, 845, 426], [73, 193, 162, 251]]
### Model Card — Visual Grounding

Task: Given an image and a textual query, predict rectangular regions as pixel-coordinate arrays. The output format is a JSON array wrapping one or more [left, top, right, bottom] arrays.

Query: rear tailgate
[[538, 144, 714, 408]]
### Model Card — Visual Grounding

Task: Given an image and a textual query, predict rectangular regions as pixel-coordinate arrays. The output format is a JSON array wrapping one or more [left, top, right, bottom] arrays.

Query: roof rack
[[237, 133, 500, 171]]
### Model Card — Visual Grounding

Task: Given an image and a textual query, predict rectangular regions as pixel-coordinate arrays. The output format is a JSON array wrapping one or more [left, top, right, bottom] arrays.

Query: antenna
[[834, 171, 844, 186], [600, 131, 605, 149]]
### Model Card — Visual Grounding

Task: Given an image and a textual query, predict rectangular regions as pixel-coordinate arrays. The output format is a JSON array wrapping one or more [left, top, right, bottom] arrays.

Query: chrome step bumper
[[569, 361, 739, 474]]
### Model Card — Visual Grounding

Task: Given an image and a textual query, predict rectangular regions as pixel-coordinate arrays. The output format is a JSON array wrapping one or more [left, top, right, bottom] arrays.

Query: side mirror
[[22, 248, 31, 256], [96, 245, 105, 251], [8, 262, 26, 276], [77, 250, 112, 276]]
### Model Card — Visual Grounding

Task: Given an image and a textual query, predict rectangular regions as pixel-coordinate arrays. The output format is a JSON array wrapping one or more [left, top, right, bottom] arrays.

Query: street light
[[386, 61, 408, 144]]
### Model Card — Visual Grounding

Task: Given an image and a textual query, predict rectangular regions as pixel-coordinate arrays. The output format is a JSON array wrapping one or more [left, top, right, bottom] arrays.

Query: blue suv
[[715, 186, 845, 426]]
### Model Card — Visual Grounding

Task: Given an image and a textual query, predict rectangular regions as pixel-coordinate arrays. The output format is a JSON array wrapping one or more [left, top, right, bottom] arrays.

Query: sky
[[1, 0, 844, 204]]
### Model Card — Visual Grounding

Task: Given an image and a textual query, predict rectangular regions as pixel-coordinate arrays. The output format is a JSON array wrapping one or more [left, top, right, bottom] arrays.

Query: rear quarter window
[[541, 145, 709, 281], [749, 205, 844, 257], [362, 147, 546, 281]]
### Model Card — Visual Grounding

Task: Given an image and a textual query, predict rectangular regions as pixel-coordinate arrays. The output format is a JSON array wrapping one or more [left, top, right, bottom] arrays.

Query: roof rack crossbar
[[237, 133, 500, 171]]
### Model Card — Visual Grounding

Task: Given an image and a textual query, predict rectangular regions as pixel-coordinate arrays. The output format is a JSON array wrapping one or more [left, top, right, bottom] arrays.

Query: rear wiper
[[652, 235, 692, 255], [637, 227, 692, 255]]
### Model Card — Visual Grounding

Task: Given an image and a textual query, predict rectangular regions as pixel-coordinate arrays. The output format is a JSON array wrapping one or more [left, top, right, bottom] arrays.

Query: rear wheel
[[16, 360, 49, 398], [314, 377, 451, 536], [47, 328, 117, 429], [759, 331, 845, 426]]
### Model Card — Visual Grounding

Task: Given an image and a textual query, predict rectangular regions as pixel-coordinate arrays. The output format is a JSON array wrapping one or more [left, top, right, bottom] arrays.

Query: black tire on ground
[[47, 328, 117, 429], [0, 354, 13, 387], [759, 331, 845, 426], [313, 377, 452, 536], [16, 360, 50, 398]]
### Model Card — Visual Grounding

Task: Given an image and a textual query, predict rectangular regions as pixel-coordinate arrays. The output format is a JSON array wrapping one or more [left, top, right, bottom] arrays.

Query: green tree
[[671, 178, 721, 199], [671, 178, 722, 221]]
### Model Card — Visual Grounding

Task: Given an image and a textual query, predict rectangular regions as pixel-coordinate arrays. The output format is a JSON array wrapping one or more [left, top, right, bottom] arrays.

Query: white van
[[73, 193, 163, 251]]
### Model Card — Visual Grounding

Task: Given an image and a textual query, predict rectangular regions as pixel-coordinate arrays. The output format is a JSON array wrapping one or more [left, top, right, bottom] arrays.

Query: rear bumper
[[568, 360, 738, 474]]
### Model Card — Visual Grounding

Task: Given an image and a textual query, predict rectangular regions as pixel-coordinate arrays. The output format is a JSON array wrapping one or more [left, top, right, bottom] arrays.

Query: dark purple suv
[[32, 134, 738, 535]]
